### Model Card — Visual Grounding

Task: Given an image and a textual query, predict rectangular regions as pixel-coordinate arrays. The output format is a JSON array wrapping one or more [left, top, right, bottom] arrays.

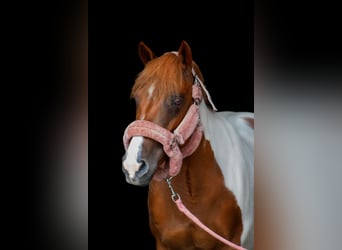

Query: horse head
[[122, 41, 198, 186]]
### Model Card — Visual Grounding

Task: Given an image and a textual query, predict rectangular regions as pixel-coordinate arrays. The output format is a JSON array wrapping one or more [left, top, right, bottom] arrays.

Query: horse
[[122, 40, 254, 250]]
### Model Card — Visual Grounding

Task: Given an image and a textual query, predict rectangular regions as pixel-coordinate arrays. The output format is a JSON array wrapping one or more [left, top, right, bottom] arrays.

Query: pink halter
[[123, 84, 203, 179]]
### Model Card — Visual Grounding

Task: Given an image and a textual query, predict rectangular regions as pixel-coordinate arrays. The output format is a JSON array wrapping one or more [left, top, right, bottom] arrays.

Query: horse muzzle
[[122, 153, 152, 186]]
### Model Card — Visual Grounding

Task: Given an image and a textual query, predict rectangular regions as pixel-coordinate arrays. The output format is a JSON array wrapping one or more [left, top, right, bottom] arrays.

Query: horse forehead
[[133, 54, 193, 101], [135, 76, 188, 98]]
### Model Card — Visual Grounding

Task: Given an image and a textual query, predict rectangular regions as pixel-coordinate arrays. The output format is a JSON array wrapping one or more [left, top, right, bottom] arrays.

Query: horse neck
[[171, 105, 225, 200]]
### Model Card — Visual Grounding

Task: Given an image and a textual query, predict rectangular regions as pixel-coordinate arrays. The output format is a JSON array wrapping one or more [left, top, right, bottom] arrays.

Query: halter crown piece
[[123, 68, 207, 180]]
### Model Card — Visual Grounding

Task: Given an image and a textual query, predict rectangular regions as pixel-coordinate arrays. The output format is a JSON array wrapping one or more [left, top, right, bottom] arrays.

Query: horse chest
[[150, 214, 223, 249], [148, 188, 240, 249]]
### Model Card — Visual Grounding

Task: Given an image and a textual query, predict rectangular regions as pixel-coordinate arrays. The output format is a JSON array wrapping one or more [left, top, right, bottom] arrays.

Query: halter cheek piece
[[123, 70, 206, 178], [192, 68, 217, 111]]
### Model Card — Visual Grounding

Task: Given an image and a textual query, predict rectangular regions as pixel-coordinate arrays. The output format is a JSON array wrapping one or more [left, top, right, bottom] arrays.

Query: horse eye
[[165, 95, 184, 114], [172, 96, 183, 106]]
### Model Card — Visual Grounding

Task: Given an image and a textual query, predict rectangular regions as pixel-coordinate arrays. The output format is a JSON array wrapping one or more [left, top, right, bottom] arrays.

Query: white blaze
[[148, 84, 155, 99], [124, 85, 152, 177], [123, 136, 144, 178]]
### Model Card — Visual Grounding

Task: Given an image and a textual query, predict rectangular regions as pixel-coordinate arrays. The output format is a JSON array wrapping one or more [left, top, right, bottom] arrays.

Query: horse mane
[[131, 52, 216, 111]]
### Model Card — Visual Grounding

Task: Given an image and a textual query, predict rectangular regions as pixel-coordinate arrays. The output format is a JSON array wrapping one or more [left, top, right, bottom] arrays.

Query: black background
[[21, 0, 342, 249], [18, 0, 342, 248], [89, 2, 253, 249], [21, 1, 253, 249]]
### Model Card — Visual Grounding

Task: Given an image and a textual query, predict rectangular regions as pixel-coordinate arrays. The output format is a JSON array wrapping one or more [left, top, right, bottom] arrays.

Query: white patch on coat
[[199, 101, 254, 250]]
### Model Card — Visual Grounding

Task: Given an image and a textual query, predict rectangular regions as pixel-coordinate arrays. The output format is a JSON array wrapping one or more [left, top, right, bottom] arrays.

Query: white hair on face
[[148, 83, 155, 99], [123, 136, 144, 179]]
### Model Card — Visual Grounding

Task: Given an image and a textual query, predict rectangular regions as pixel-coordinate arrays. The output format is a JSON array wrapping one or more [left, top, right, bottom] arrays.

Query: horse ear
[[177, 40, 192, 68], [138, 41, 156, 64]]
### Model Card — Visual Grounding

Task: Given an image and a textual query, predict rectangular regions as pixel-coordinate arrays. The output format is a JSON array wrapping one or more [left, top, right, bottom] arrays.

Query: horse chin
[[152, 161, 169, 181], [125, 174, 152, 186]]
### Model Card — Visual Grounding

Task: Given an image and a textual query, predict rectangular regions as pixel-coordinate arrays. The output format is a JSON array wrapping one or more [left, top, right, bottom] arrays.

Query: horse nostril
[[136, 160, 148, 178]]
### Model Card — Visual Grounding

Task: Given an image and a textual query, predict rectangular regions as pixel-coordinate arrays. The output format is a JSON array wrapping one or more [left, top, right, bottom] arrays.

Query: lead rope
[[165, 177, 248, 250]]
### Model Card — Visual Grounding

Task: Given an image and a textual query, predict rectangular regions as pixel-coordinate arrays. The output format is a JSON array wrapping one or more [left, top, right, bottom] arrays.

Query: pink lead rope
[[166, 177, 248, 250], [175, 198, 248, 250]]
